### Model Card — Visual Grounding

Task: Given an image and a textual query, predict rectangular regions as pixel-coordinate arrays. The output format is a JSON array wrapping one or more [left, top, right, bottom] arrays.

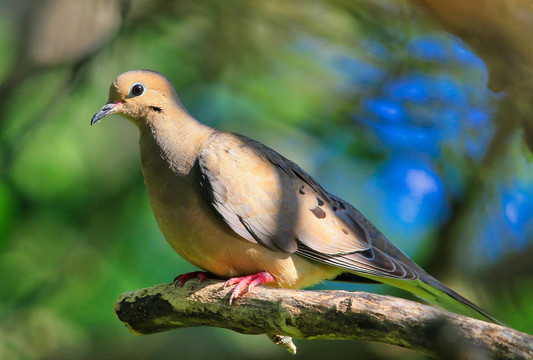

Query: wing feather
[[198, 132, 422, 280]]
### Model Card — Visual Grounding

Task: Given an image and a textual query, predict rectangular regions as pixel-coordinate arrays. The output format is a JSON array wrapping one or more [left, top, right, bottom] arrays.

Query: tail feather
[[380, 274, 503, 325], [337, 272, 503, 325], [414, 275, 503, 325]]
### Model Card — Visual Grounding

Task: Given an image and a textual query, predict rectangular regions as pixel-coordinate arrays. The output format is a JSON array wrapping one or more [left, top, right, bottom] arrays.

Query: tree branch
[[114, 280, 532, 359]]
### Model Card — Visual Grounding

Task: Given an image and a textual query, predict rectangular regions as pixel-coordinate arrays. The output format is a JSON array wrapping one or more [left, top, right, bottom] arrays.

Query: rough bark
[[114, 280, 533, 359]]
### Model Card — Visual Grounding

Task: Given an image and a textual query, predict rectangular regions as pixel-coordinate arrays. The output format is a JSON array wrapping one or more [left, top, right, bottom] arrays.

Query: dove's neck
[[139, 109, 216, 176]]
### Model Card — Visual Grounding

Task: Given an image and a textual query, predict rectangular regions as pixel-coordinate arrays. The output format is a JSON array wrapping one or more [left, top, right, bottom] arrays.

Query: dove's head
[[91, 70, 183, 126]]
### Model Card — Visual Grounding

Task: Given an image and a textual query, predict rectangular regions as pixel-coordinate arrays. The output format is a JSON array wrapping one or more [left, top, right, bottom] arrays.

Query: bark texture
[[114, 280, 533, 359]]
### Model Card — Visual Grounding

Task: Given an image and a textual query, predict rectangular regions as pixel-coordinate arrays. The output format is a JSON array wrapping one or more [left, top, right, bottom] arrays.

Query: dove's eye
[[130, 83, 145, 97]]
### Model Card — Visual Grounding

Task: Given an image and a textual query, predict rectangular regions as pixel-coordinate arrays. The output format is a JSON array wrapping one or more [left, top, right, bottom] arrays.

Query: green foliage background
[[0, 1, 531, 359]]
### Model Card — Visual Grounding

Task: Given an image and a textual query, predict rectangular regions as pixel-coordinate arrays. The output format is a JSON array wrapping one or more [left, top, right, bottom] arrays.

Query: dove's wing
[[198, 132, 419, 280]]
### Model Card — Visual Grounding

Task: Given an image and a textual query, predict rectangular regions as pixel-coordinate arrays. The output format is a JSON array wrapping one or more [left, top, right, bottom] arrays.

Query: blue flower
[[364, 98, 406, 122], [409, 37, 450, 62], [386, 73, 432, 103]]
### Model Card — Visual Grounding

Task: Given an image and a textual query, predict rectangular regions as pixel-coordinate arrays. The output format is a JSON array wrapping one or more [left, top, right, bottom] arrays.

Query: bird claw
[[173, 271, 213, 287], [224, 271, 275, 304]]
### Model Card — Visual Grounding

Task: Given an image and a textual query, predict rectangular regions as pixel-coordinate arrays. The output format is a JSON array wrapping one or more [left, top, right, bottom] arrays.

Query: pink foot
[[174, 271, 213, 287], [224, 271, 275, 304]]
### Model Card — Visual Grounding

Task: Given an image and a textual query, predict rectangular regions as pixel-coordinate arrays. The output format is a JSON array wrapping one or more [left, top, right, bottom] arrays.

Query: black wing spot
[[316, 197, 324, 206], [290, 168, 318, 192], [311, 206, 326, 219], [358, 248, 375, 260], [299, 185, 305, 195], [338, 201, 346, 210]]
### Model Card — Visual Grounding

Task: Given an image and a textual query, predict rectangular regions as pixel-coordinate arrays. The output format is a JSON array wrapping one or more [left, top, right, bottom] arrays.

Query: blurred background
[[1, 0, 532, 359]]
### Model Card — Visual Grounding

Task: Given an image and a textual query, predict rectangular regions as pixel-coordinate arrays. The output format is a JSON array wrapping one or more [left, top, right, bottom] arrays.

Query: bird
[[91, 69, 500, 324]]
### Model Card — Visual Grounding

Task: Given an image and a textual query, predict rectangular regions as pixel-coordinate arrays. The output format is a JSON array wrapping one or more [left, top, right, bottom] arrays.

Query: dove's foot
[[224, 271, 275, 304], [173, 271, 213, 287]]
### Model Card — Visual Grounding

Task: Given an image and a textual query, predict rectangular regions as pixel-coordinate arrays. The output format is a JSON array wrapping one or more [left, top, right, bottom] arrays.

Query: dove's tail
[[337, 271, 503, 325], [379, 274, 503, 325]]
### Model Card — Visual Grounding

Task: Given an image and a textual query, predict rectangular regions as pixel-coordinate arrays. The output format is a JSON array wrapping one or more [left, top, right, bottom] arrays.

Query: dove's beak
[[91, 102, 122, 125]]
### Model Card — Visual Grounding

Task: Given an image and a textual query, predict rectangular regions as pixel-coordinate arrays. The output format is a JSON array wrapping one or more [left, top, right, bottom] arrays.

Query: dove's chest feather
[[138, 127, 234, 259]]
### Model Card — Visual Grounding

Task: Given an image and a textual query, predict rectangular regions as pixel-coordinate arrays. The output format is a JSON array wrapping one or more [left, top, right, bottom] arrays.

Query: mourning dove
[[91, 70, 500, 324]]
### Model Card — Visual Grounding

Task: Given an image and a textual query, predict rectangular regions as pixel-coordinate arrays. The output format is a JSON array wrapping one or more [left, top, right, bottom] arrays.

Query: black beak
[[91, 103, 120, 125]]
